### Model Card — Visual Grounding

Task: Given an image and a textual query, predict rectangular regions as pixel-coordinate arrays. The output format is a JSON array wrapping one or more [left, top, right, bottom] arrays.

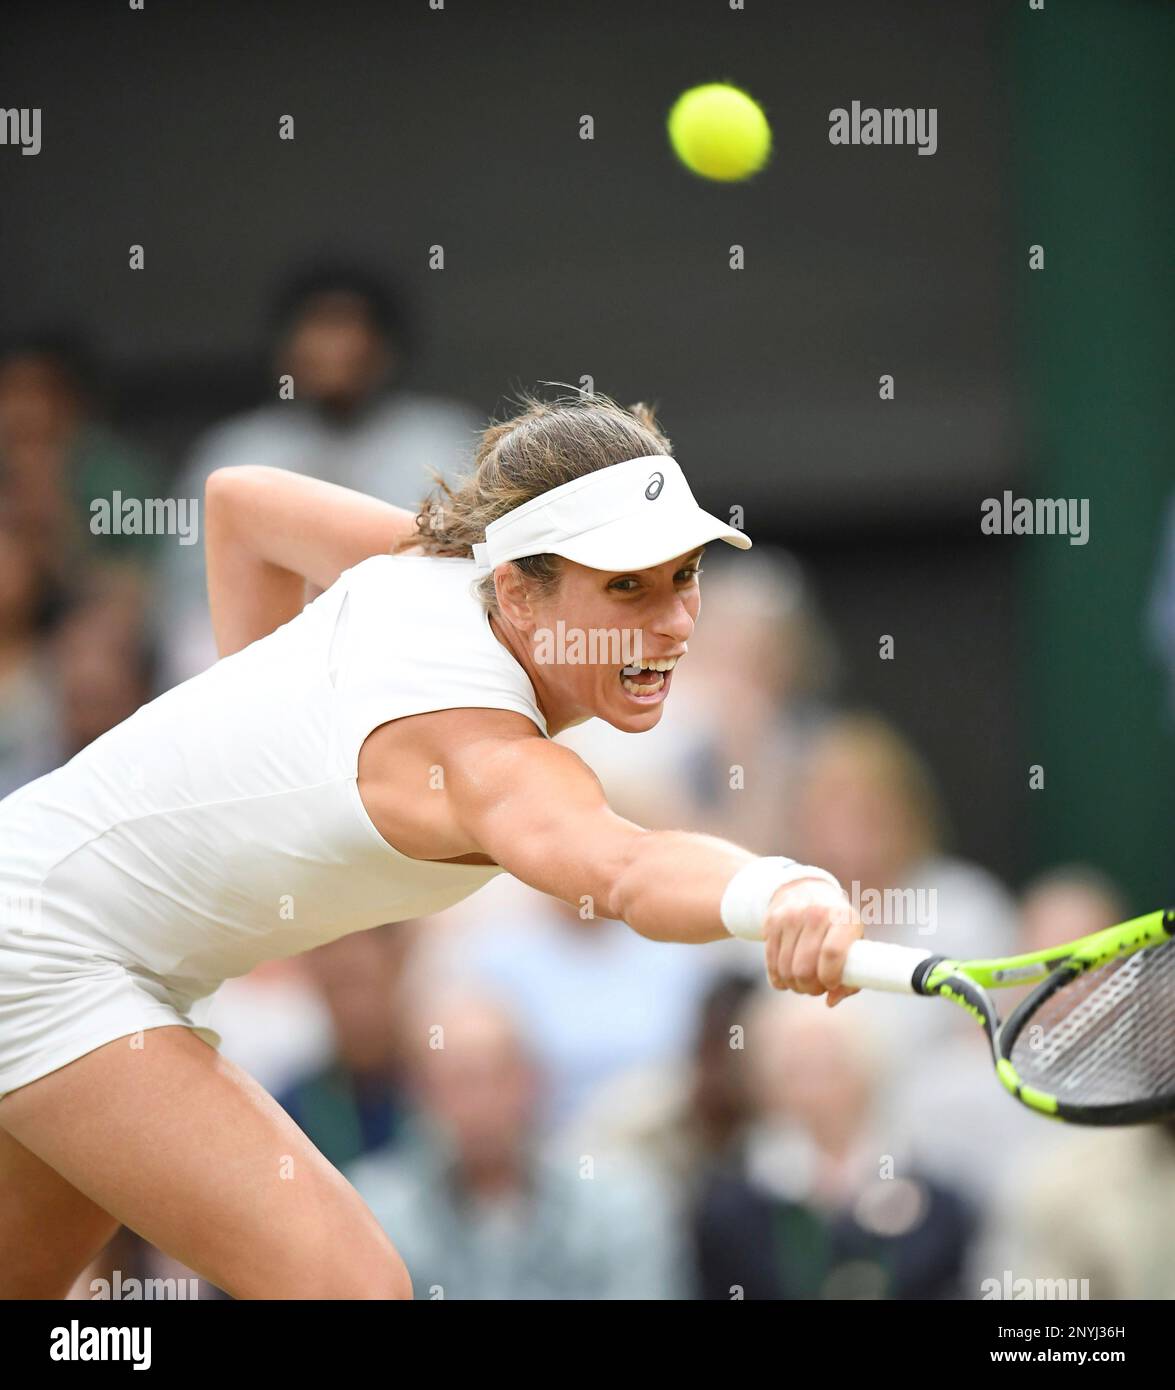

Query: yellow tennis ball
[[667, 83, 772, 182]]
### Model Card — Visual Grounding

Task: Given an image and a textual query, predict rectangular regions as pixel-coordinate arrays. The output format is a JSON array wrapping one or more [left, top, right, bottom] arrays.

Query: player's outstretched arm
[[204, 465, 420, 658], [447, 728, 863, 1003]]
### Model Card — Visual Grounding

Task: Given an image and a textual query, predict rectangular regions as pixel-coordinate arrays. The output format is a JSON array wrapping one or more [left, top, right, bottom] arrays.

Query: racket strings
[[1007, 941, 1175, 1108]]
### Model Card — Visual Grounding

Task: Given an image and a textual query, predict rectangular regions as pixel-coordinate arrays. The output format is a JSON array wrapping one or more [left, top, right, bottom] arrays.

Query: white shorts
[[0, 911, 222, 1102]]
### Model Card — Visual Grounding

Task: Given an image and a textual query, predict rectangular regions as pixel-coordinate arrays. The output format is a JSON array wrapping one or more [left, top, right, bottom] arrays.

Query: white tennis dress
[[0, 555, 547, 1099]]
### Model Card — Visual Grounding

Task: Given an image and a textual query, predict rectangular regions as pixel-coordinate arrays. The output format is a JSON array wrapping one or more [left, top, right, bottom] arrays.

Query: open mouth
[[619, 655, 678, 700]]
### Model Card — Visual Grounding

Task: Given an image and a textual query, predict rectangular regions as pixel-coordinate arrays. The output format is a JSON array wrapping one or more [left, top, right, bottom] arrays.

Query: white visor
[[470, 456, 751, 573]]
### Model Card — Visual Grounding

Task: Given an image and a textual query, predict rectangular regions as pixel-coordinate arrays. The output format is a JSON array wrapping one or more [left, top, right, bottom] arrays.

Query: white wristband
[[719, 857, 845, 941]]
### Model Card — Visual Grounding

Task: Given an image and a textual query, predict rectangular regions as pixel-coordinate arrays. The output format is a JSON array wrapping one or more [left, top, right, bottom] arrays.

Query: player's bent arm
[[204, 465, 420, 658], [447, 732, 861, 991]]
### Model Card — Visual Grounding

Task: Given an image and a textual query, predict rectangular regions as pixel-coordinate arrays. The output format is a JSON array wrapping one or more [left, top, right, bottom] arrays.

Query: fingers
[[780, 910, 831, 996], [764, 887, 864, 1000], [816, 904, 863, 994], [767, 906, 829, 995]]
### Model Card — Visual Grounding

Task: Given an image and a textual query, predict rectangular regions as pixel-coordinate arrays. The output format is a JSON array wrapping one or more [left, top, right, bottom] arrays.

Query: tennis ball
[[667, 83, 772, 182]]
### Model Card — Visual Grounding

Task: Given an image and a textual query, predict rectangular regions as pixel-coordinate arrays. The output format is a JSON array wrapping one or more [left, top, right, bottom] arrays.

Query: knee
[[315, 1218, 414, 1300], [235, 1231, 414, 1300], [359, 1250, 413, 1301], [326, 1199, 414, 1299], [294, 1247, 413, 1300]]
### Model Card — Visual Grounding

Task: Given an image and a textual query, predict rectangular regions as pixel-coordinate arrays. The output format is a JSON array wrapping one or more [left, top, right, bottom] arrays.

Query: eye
[[607, 576, 640, 592], [676, 564, 703, 583]]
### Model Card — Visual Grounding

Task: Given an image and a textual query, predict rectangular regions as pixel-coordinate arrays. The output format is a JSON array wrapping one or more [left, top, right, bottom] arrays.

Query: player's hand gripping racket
[[840, 907, 1175, 1125]]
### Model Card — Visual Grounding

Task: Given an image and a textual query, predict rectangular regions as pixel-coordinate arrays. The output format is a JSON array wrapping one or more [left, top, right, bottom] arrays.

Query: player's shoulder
[[442, 715, 602, 796], [362, 705, 549, 775], [339, 550, 476, 599]]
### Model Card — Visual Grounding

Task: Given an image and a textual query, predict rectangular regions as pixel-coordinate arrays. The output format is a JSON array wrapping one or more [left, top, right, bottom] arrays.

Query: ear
[[493, 563, 538, 632]]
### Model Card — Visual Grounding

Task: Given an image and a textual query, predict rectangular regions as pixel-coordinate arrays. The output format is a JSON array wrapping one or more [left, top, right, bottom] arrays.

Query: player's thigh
[[0, 1125, 121, 1299], [0, 1026, 412, 1300]]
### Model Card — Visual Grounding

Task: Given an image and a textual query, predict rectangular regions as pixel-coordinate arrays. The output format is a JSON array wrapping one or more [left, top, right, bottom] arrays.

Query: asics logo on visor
[[645, 471, 665, 500]]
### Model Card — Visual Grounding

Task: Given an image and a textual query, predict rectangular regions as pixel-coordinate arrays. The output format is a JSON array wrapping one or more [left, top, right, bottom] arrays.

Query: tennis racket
[[840, 906, 1175, 1125]]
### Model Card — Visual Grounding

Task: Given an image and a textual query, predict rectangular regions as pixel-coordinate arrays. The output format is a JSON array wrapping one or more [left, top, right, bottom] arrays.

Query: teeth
[[620, 656, 679, 675], [621, 673, 665, 696]]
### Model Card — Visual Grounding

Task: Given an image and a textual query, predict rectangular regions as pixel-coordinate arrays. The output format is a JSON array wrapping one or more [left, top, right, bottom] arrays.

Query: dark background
[[2, 0, 1171, 900]]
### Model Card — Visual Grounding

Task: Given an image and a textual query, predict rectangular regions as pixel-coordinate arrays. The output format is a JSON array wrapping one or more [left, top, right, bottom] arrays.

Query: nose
[[651, 590, 696, 647]]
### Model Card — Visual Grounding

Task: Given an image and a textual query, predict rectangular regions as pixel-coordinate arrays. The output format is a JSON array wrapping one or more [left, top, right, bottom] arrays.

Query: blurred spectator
[[1, 580, 156, 791], [796, 712, 1017, 970], [681, 547, 839, 851], [692, 990, 976, 1300], [787, 709, 1018, 1164], [789, 716, 1015, 1215], [1018, 864, 1128, 953], [156, 260, 482, 683], [991, 1119, 1175, 1300], [0, 333, 164, 594], [348, 988, 687, 1299], [273, 923, 419, 1171], [52, 588, 157, 749], [0, 516, 61, 794], [425, 887, 718, 1131], [561, 972, 759, 1203]]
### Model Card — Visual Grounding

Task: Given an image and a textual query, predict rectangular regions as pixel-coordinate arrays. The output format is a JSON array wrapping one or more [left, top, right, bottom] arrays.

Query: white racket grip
[[842, 940, 936, 994]]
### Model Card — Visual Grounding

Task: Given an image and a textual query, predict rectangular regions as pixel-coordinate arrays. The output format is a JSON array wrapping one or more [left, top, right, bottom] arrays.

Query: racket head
[[994, 910, 1175, 1125]]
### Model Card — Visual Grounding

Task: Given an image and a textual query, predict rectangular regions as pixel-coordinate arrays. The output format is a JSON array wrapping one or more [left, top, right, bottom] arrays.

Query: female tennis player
[[0, 392, 861, 1299]]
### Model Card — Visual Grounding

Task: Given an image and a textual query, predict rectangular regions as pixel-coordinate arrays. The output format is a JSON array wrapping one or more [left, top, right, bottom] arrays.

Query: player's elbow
[[204, 466, 244, 531], [205, 464, 264, 510], [205, 464, 241, 497]]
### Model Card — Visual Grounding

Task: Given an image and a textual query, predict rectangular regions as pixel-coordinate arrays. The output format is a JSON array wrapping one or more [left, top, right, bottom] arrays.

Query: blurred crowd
[[3, 264, 1173, 1301]]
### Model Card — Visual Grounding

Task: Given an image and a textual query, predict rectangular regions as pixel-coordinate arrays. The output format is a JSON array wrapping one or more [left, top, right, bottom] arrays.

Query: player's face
[[526, 548, 704, 733]]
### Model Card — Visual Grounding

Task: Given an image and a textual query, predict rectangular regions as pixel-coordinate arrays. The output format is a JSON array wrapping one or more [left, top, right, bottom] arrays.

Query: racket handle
[[842, 940, 937, 994]]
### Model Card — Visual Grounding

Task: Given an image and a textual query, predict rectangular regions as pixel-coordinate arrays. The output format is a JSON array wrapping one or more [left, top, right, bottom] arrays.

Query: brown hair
[[392, 388, 672, 607]]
